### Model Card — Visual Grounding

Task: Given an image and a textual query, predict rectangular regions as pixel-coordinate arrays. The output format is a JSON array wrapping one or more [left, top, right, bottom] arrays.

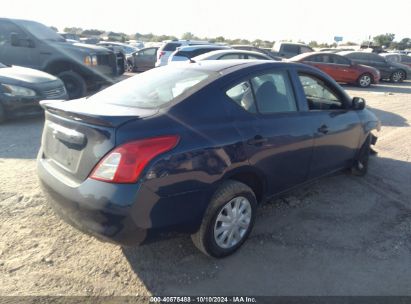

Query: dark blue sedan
[[37, 60, 380, 257]]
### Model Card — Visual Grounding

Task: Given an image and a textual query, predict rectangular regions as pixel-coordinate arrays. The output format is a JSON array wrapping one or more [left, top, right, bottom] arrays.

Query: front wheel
[[390, 70, 405, 83], [57, 71, 87, 100], [191, 180, 257, 258], [357, 73, 372, 88], [351, 135, 371, 176], [126, 60, 134, 72]]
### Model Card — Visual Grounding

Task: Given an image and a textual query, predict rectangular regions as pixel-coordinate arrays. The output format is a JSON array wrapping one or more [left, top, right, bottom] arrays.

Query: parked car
[[129, 47, 158, 72], [339, 51, 410, 82], [58, 32, 80, 42], [231, 45, 282, 60], [97, 41, 139, 73], [37, 60, 380, 257], [168, 45, 230, 63], [0, 18, 122, 99], [0, 63, 67, 122], [155, 40, 212, 67], [271, 42, 314, 58], [381, 53, 411, 68], [193, 49, 273, 61], [290, 52, 380, 87]]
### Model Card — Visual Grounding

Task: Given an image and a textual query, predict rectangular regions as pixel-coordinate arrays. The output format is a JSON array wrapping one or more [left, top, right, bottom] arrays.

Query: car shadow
[[122, 156, 411, 296], [0, 116, 43, 159], [367, 106, 409, 127], [343, 80, 411, 94]]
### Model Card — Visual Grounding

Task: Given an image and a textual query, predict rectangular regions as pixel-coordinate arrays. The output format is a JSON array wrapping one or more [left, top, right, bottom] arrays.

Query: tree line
[[59, 27, 411, 50]]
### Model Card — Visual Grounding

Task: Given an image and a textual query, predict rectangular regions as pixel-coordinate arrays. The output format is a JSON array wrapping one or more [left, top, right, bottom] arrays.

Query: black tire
[[357, 73, 372, 88], [0, 103, 6, 123], [390, 70, 405, 83], [351, 135, 371, 176], [126, 60, 134, 72], [191, 180, 257, 258], [57, 70, 87, 100]]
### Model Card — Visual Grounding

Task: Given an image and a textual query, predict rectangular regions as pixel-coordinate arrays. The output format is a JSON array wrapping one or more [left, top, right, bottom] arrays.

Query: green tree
[[82, 29, 104, 36], [308, 41, 319, 48], [63, 27, 83, 35], [373, 33, 395, 47], [181, 32, 198, 40]]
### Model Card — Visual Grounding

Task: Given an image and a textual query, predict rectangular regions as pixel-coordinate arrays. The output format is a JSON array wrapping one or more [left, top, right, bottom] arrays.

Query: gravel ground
[[0, 80, 410, 296]]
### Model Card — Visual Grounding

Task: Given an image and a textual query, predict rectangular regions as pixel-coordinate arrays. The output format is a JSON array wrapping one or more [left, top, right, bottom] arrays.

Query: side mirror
[[352, 97, 366, 110]]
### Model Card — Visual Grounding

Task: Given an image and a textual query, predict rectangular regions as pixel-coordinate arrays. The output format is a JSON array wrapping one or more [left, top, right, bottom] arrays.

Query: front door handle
[[317, 124, 329, 134], [247, 135, 268, 146]]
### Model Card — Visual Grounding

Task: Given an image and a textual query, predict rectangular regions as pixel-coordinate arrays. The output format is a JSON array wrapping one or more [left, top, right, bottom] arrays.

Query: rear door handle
[[317, 124, 329, 134], [247, 135, 268, 146]]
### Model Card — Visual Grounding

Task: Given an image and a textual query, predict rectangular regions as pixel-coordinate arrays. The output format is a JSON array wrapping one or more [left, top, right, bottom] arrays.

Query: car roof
[[176, 45, 228, 51], [195, 49, 272, 59], [171, 60, 305, 74]]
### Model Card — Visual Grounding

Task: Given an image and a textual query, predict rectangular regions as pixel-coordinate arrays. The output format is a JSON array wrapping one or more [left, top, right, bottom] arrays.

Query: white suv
[[168, 45, 230, 64], [155, 40, 213, 67]]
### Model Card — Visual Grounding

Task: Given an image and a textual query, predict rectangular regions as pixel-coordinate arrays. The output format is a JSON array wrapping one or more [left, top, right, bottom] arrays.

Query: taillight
[[158, 51, 165, 59], [90, 135, 179, 183]]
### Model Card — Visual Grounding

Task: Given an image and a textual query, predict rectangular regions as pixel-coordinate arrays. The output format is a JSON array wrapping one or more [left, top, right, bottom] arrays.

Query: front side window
[[226, 81, 256, 113], [298, 74, 344, 110], [17, 20, 64, 41], [251, 71, 297, 114], [0, 20, 26, 45], [141, 48, 157, 56]]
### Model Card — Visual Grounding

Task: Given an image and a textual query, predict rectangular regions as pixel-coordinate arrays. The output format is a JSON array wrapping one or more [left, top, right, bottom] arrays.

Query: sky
[[3, 0, 411, 44]]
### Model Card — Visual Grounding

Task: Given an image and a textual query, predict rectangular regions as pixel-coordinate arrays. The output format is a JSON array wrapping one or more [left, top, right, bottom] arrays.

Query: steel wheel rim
[[360, 75, 371, 87], [214, 196, 252, 249]]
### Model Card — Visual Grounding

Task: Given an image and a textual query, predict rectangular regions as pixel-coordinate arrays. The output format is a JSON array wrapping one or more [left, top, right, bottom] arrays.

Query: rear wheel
[[357, 73, 372, 87], [57, 71, 87, 100], [126, 60, 134, 72], [390, 70, 405, 83], [191, 180, 257, 258], [351, 135, 371, 176]]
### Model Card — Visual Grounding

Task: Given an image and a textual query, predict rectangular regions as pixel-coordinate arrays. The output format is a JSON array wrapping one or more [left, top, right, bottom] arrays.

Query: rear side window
[[219, 53, 243, 59], [88, 67, 215, 109], [282, 44, 300, 54], [300, 46, 313, 53], [251, 71, 297, 114], [226, 81, 256, 113], [163, 43, 181, 52]]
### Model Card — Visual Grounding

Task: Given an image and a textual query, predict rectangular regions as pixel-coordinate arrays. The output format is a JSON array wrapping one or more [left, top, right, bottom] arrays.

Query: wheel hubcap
[[393, 72, 403, 82], [360, 75, 371, 87], [214, 196, 252, 249]]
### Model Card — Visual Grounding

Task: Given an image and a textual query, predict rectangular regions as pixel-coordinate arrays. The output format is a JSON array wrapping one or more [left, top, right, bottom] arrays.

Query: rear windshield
[[87, 67, 216, 109], [163, 42, 181, 52]]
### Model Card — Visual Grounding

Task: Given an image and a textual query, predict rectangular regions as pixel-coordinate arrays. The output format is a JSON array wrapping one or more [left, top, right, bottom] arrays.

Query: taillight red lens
[[90, 135, 179, 183], [158, 51, 165, 59]]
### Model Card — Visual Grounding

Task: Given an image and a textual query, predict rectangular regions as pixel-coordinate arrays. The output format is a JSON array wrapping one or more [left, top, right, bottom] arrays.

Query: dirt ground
[[0, 80, 410, 296]]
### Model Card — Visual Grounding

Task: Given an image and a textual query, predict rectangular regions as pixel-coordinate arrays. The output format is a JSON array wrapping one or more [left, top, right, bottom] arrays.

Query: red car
[[290, 52, 380, 87]]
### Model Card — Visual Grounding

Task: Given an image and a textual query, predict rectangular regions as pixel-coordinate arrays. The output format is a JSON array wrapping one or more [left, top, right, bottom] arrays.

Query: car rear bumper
[[37, 156, 208, 246]]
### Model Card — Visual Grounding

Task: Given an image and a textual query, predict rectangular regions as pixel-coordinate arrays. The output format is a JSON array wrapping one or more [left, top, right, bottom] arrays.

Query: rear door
[[225, 69, 315, 195], [368, 53, 392, 78], [330, 54, 354, 83], [295, 72, 362, 178]]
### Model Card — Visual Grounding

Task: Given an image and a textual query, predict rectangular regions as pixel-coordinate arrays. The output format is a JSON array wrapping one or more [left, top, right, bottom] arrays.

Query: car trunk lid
[[39, 99, 157, 184]]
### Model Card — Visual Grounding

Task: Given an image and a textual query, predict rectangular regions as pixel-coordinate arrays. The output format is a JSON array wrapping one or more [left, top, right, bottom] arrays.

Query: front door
[[296, 72, 362, 178]]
